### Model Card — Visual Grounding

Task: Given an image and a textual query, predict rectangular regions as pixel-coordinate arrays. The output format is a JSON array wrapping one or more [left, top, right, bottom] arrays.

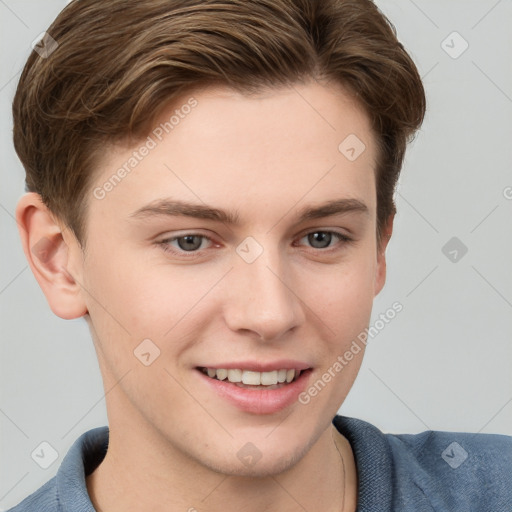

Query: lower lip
[[196, 369, 312, 414]]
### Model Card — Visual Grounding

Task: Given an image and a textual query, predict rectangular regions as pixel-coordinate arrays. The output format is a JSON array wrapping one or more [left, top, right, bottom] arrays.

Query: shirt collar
[[57, 426, 108, 512], [333, 415, 394, 511]]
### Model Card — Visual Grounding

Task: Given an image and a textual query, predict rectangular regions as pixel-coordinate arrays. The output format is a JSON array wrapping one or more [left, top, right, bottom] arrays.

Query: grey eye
[[307, 232, 333, 249], [176, 235, 205, 251]]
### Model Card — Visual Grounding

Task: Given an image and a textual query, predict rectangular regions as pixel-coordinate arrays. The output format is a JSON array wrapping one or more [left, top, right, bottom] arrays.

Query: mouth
[[197, 367, 305, 390], [195, 365, 312, 414]]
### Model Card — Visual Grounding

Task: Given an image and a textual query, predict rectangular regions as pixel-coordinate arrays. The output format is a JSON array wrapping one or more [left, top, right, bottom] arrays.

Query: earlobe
[[374, 214, 394, 297], [15, 192, 88, 320]]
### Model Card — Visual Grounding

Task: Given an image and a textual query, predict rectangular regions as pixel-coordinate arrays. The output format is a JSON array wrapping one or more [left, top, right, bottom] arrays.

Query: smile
[[196, 365, 313, 414], [199, 367, 302, 386]]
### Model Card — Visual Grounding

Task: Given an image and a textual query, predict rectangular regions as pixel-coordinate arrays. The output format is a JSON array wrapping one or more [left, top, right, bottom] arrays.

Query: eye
[[158, 229, 352, 259], [160, 234, 213, 254], [297, 230, 351, 250]]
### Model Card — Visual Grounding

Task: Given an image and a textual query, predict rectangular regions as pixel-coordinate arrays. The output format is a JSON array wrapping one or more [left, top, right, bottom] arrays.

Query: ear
[[374, 213, 394, 297], [15, 192, 88, 319]]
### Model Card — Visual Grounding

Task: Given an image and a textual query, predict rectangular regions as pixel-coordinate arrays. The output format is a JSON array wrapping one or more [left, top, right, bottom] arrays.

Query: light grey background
[[1, 0, 511, 508]]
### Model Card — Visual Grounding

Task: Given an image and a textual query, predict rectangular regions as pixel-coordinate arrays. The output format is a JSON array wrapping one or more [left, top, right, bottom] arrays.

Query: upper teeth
[[203, 368, 299, 385]]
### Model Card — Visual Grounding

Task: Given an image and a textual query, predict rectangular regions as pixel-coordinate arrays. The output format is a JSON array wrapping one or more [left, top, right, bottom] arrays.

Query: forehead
[[89, 82, 377, 226]]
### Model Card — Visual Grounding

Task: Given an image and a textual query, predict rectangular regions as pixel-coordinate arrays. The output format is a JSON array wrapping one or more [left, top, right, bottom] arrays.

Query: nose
[[222, 247, 305, 341]]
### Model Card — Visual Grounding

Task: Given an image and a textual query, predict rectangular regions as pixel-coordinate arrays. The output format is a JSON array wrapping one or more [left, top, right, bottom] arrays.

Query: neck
[[86, 418, 357, 512]]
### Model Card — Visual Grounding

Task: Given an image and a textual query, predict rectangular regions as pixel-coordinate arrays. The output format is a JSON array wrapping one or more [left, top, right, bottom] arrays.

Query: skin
[[16, 81, 393, 512]]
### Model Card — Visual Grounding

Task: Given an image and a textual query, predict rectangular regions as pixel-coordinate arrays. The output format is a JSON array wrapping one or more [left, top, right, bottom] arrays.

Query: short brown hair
[[13, 0, 425, 249]]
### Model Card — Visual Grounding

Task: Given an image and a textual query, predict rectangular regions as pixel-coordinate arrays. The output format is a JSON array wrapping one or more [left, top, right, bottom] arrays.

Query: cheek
[[83, 242, 177, 329], [124, 263, 227, 335], [294, 251, 377, 331], [320, 283, 374, 358], [83, 247, 228, 367], [294, 269, 372, 420]]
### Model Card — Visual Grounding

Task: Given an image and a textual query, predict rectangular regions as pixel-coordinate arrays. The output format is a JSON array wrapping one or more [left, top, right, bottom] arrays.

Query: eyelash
[[157, 230, 353, 258]]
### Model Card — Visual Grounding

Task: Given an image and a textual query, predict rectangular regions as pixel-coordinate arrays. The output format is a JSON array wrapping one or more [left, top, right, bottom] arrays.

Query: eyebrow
[[129, 197, 369, 225]]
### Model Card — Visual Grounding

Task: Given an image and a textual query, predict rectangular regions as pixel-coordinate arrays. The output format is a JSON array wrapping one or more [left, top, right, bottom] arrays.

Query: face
[[66, 82, 389, 475]]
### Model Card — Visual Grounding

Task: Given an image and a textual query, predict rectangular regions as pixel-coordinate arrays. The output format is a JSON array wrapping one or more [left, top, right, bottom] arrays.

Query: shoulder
[[389, 428, 512, 510], [389, 426, 512, 470], [5, 426, 108, 512], [334, 415, 512, 511]]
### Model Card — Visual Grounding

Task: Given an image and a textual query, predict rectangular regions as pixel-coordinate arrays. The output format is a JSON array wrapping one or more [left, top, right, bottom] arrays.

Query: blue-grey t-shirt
[[6, 415, 512, 511]]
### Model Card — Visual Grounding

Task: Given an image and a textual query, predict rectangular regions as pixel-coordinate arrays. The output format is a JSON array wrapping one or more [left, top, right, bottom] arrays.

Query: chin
[[190, 433, 313, 478], [202, 448, 304, 478]]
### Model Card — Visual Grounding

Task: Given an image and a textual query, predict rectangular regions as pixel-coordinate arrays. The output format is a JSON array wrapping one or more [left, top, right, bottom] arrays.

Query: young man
[[8, 0, 511, 511]]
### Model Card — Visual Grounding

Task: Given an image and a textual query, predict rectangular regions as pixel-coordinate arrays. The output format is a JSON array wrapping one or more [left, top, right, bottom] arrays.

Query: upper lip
[[196, 360, 311, 372]]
